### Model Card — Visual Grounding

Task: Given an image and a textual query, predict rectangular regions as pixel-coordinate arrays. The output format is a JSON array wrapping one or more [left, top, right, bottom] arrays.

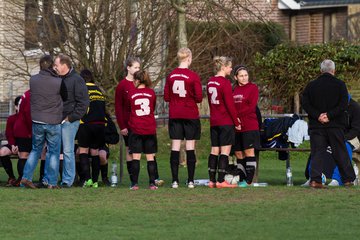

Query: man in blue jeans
[[21, 55, 68, 189], [54, 54, 89, 187]]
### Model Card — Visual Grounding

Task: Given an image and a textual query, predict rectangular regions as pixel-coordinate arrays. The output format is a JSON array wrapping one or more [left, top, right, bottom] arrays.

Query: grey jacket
[[62, 68, 89, 122], [30, 69, 66, 124]]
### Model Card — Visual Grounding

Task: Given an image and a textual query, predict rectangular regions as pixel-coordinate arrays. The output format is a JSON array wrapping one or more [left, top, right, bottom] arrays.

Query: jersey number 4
[[208, 87, 219, 104], [135, 98, 150, 116], [172, 80, 187, 97]]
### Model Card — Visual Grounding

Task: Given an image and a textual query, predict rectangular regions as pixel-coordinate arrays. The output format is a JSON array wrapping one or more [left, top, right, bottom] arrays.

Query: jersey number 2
[[208, 87, 219, 104]]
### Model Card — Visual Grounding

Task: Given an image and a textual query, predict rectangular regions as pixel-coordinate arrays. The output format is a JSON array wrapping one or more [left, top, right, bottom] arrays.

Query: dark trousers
[[310, 128, 355, 183]]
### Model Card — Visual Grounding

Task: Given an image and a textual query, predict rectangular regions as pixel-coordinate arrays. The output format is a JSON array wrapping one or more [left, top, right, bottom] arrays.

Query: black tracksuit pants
[[310, 128, 355, 183]]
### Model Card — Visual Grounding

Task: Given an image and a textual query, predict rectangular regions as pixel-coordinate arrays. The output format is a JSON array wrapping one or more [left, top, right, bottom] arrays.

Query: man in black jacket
[[54, 54, 89, 188], [302, 59, 355, 188]]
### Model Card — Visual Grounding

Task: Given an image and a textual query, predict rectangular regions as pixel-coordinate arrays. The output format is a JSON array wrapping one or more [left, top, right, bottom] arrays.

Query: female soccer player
[[164, 47, 202, 189], [207, 56, 241, 188], [232, 65, 260, 186], [128, 70, 158, 190]]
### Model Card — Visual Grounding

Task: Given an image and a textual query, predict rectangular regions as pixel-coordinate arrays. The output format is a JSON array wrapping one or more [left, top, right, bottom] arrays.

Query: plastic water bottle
[[286, 167, 293, 186], [111, 162, 118, 187], [353, 164, 359, 186]]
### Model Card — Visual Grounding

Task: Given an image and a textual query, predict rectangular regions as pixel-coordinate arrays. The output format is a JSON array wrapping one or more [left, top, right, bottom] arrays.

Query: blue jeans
[[61, 120, 80, 186], [22, 123, 61, 186]]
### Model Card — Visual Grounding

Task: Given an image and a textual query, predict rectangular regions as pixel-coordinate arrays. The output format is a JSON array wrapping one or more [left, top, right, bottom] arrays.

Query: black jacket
[[345, 98, 360, 140], [302, 73, 348, 129]]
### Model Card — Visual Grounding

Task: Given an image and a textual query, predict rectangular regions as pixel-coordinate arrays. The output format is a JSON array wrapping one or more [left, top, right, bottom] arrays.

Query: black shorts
[[233, 130, 260, 151], [210, 125, 235, 147], [129, 132, 157, 154], [1, 144, 12, 152], [77, 124, 105, 149], [122, 135, 129, 147], [168, 119, 201, 140], [99, 144, 110, 159], [15, 137, 32, 152]]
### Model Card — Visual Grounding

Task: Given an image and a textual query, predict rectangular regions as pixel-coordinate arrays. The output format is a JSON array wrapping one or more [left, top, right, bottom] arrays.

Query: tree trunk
[[294, 91, 300, 114], [172, 0, 187, 48]]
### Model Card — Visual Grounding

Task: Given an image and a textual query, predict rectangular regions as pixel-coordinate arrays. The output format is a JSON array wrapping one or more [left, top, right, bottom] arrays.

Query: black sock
[[39, 160, 45, 182], [154, 157, 159, 180], [75, 161, 81, 182], [17, 158, 27, 179], [147, 161, 156, 185], [59, 160, 63, 182], [186, 150, 196, 183], [170, 151, 180, 182], [236, 158, 247, 182], [100, 163, 108, 179], [1, 156, 15, 179], [208, 154, 218, 183], [79, 153, 90, 181], [131, 160, 140, 185], [91, 155, 100, 183], [245, 156, 256, 184], [126, 160, 133, 182], [217, 155, 229, 183]]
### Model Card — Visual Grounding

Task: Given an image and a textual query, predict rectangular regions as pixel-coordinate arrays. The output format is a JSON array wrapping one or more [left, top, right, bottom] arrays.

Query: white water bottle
[[353, 164, 359, 186], [286, 167, 293, 186], [111, 162, 118, 187]]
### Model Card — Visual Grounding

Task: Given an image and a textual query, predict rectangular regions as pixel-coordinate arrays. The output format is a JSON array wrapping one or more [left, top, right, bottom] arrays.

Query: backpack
[[104, 114, 120, 145]]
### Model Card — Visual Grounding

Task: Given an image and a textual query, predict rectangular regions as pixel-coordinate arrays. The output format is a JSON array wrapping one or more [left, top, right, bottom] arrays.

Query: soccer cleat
[[102, 178, 111, 187], [216, 181, 237, 188], [171, 181, 179, 189], [187, 181, 195, 189], [155, 179, 165, 187], [149, 184, 158, 190], [208, 181, 216, 188], [238, 181, 248, 188], [6, 178, 16, 187], [301, 179, 310, 187], [83, 179, 93, 188], [130, 184, 139, 190], [92, 182, 99, 188], [328, 179, 340, 187]]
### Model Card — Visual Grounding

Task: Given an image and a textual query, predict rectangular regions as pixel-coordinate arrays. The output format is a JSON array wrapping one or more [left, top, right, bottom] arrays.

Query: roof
[[279, 0, 360, 10]]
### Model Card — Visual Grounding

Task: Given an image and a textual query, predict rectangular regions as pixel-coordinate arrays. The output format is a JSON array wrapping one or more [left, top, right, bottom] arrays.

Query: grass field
[[1, 121, 360, 240]]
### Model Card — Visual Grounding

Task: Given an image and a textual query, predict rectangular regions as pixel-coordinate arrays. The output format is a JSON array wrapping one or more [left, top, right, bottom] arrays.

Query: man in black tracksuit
[[302, 59, 355, 188]]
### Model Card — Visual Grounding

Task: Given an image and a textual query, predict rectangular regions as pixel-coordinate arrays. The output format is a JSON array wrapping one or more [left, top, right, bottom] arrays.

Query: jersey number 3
[[135, 98, 150, 116], [172, 80, 187, 97]]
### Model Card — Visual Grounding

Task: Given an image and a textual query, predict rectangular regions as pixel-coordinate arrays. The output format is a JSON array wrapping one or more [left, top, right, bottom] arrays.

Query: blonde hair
[[177, 47, 192, 62], [213, 56, 232, 73]]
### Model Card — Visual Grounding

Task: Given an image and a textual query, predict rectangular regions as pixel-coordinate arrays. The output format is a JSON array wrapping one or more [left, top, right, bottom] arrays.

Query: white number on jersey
[[172, 80, 187, 97], [208, 87, 219, 104], [135, 98, 150, 116]]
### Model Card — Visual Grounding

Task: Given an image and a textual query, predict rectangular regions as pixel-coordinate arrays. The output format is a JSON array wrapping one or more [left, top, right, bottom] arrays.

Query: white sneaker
[[301, 179, 310, 187], [187, 181, 195, 189], [328, 179, 340, 186], [171, 181, 179, 189]]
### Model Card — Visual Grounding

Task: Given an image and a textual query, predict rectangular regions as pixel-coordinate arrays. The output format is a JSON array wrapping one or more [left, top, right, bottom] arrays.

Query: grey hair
[[320, 59, 335, 73]]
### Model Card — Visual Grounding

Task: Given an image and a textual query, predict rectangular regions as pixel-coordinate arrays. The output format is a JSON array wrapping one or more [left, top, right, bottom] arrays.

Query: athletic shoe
[[216, 181, 237, 188], [187, 181, 195, 189], [301, 179, 310, 187], [20, 179, 37, 189], [47, 185, 60, 189], [238, 181, 248, 188], [36, 181, 48, 188], [83, 179, 93, 188], [149, 184, 158, 190], [60, 182, 71, 188], [155, 179, 165, 187], [92, 182, 99, 188], [171, 181, 179, 189], [12, 178, 21, 187], [328, 179, 340, 187], [208, 181, 216, 188], [130, 184, 139, 190], [6, 178, 16, 187], [102, 178, 111, 186]]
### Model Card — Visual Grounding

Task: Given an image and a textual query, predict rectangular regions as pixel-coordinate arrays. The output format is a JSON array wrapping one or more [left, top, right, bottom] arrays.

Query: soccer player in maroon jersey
[[115, 57, 140, 184], [206, 56, 241, 188], [128, 70, 158, 190], [164, 47, 203, 189], [232, 65, 260, 186]]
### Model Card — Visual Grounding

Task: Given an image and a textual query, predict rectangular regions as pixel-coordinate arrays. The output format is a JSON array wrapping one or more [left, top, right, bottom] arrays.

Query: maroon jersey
[[14, 90, 32, 138], [5, 113, 17, 145], [115, 78, 135, 130], [128, 87, 157, 135], [164, 68, 202, 119], [233, 82, 259, 132], [207, 76, 238, 127]]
